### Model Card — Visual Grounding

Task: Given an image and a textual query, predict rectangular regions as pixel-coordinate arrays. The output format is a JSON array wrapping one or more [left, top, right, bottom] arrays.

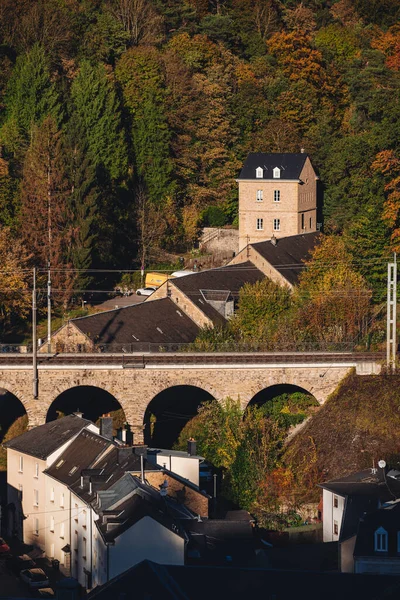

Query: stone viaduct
[[0, 352, 382, 442]]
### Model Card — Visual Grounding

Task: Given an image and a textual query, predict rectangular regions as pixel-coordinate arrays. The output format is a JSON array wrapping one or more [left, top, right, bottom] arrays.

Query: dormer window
[[256, 167, 263, 178], [375, 527, 388, 552], [273, 167, 281, 178]]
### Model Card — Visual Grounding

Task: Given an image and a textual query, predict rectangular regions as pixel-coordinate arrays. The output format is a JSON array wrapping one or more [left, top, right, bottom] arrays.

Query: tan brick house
[[237, 152, 318, 251]]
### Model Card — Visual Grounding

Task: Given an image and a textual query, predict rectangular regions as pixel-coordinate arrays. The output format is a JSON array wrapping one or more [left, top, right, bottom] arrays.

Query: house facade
[[5, 414, 97, 547], [237, 152, 318, 251]]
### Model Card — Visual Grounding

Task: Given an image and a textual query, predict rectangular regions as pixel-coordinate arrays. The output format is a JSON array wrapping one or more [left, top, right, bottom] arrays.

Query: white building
[[4, 413, 97, 547]]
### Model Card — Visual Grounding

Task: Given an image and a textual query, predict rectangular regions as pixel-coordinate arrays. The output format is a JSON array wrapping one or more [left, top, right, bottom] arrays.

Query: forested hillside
[[0, 0, 399, 314]]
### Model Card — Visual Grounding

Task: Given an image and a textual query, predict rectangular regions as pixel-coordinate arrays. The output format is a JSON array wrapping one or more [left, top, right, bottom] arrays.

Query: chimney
[[73, 410, 83, 418], [270, 234, 277, 246], [100, 414, 113, 440], [300, 147, 305, 153], [188, 438, 197, 456]]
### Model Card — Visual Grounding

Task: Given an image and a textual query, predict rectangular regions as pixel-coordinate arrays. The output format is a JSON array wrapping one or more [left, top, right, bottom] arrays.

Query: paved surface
[[94, 294, 145, 311]]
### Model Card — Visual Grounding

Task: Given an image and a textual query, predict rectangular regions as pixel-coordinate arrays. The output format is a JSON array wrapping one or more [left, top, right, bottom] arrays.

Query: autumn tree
[[372, 149, 400, 251], [20, 116, 73, 306], [0, 227, 32, 334], [294, 235, 372, 347], [106, 0, 164, 47]]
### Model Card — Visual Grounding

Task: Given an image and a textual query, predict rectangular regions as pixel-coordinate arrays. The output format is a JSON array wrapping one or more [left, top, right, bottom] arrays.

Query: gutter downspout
[[69, 489, 72, 576]]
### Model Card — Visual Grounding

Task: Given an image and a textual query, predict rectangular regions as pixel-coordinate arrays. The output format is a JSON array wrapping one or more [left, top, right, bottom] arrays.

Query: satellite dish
[[378, 460, 386, 469]]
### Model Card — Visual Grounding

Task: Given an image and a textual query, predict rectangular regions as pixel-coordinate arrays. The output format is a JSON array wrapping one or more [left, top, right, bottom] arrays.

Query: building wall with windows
[[238, 156, 317, 251], [44, 475, 72, 570], [322, 488, 345, 542]]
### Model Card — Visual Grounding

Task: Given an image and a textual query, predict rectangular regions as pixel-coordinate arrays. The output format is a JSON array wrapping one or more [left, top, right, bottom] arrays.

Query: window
[[50, 544, 55, 559], [256, 218, 264, 231], [19, 456, 23, 473], [18, 484, 23, 500], [60, 522, 65, 539], [69, 466, 78, 476], [273, 167, 280, 178], [273, 219, 280, 231], [50, 517, 55, 532], [274, 190, 280, 202], [34, 489, 39, 507], [310, 217, 312, 229], [256, 166, 263, 178], [375, 527, 388, 552], [333, 495, 338, 508], [60, 493, 65, 508], [55, 459, 65, 469], [333, 520, 338, 536], [82, 537, 87, 560], [50, 487, 55, 503], [34, 462, 39, 478], [74, 503, 79, 523], [301, 213, 305, 230], [82, 510, 87, 529], [256, 190, 263, 202], [34, 518, 39, 536]]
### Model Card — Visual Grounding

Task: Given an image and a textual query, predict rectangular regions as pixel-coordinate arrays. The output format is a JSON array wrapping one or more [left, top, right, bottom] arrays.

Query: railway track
[[0, 352, 386, 368]]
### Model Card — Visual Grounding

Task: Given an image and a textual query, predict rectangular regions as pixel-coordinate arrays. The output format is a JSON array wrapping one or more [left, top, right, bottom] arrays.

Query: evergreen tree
[[70, 60, 128, 182], [0, 44, 59, 158], [116, 47, 175, 204], [64, 127, 98, 291]]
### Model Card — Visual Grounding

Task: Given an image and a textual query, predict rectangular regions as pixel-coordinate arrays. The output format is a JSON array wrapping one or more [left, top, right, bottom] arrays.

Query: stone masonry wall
[[0, 363, 358, 443], [39, 322, 94, 353], [228, 246, 294, 289], [146, 283, 214, 328]]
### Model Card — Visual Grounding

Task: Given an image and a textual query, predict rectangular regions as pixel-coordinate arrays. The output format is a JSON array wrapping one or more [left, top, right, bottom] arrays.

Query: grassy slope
[[283, 371, 400, 497]]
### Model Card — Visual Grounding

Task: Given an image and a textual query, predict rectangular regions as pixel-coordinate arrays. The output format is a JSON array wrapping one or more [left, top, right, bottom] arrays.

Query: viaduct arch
[[0, 357, 368, 442]]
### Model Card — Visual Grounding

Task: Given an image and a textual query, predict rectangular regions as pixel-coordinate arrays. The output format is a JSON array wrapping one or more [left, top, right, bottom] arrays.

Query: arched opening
[[0, 389, 27, 473], [46, 386, 126, 434], [248, 384, 316, 408], [144, 385, 215, 449]]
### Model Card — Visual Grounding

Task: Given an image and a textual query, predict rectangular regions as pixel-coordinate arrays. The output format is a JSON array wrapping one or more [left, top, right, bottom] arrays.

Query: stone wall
[[199, 228, 239, 260], [228, 245, 293, 289], [0, 362, 360, 442], [39, 322, 93, 354], [238, 156, 318, 252]]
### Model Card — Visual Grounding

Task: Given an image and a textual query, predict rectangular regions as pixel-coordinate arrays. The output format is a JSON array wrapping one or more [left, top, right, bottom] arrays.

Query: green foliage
[[174, 398, 243, 470], [259, 392, 319, 428], [0, 414, 28, 471], [70, 60, 128, 181], [201, 205, 227, 227], [1, 44, 59, 156]]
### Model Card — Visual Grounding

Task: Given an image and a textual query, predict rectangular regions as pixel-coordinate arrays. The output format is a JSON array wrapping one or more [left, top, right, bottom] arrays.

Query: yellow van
[[145, 272, 175, 288]]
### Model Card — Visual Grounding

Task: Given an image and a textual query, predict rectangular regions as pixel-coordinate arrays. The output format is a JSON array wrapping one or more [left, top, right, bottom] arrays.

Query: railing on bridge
[[0, 341, 369, 354]]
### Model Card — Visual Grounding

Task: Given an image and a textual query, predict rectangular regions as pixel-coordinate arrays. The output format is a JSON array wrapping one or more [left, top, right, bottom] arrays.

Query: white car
[[136, 286, 156, 296], [20, 568, 50, 589]]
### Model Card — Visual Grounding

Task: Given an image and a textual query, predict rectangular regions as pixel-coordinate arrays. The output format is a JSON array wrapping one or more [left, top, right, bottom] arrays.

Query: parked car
[[20, 568, 50, 589], [136, 286, 156, 296], [0, 537, 10, 555], [7, 554, 36, 573], [35, 588, 55, 598]]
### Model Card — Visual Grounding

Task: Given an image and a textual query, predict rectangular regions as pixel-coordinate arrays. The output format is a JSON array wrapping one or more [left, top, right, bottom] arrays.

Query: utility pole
[[32, 267, 38, 398], [387, 253, 397, 372], [47, 262, 51, 353]]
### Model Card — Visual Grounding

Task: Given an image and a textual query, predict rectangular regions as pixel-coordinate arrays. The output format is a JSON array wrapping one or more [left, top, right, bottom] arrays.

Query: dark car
[[6, 554, 36, 574], [20, 568, 50, 589]]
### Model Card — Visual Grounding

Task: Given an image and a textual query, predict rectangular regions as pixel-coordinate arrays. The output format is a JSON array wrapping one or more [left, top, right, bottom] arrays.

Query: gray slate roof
[[71, 297, 200, 347], [354, 501, 400, 558], [171, 262, 265, 325], [238, 152, 308, 180], [250, 232, 321, 286], [4, 414, 94, 459]]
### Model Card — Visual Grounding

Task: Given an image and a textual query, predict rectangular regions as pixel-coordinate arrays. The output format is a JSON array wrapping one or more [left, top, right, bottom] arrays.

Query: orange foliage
[[371, 25, 400, 71], [372, 150, 400, 250]]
